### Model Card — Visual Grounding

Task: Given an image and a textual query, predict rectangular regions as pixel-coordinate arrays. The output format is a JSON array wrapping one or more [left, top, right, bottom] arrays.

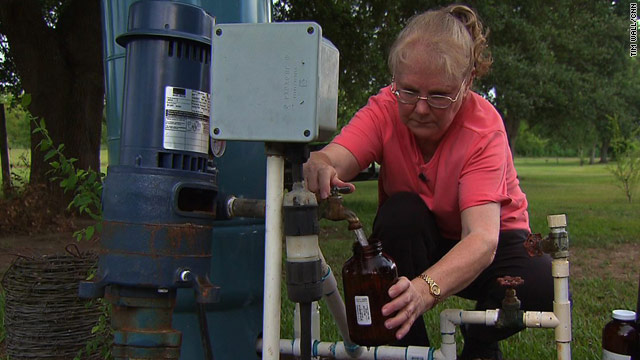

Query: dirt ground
[[0, 230, 100, 277]]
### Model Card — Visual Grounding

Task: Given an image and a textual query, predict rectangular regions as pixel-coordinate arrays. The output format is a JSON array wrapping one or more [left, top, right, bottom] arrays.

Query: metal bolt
[[304, 129, 311, 137], [307, 26, 314, 34], [213, 128, 220, 135], [216, 28, 222, 36], [180, 270, 192, 282]]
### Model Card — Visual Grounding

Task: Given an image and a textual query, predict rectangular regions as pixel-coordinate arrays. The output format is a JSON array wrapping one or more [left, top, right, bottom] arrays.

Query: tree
[[275, 0, 639, 157], [0, 0, 103, 206]]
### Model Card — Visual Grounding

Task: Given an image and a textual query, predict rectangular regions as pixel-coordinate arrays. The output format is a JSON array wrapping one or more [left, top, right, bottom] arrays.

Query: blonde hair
[[388, 4, 492, 81]]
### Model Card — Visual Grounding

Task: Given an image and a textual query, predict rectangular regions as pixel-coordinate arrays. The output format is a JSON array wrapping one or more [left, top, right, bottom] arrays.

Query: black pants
[[371, 192, 554, 359]]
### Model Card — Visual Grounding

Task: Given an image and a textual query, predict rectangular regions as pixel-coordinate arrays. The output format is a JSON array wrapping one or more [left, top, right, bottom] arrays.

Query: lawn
[[2, 153, 638, 359], [280, 157, 639, 360]]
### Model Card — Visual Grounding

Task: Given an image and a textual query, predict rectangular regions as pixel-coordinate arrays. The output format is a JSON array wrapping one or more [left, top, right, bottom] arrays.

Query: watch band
[[418, 273, 442, 303]]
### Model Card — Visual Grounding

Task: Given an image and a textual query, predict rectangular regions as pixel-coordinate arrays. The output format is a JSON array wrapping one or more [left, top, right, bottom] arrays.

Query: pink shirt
[[333, 86, 529, 240]]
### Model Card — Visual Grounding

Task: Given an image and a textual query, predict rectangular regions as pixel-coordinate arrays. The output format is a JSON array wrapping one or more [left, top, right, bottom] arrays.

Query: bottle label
[[603, 349, 631, 360], [354, 296, 372, 325]]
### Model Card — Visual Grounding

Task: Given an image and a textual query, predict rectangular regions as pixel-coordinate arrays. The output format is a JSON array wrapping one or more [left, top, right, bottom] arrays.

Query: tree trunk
[[0, 104, 11, 195], [589, 141, 597, 165], [502, 113, 520, 158], [600, 137, 610, 163], [577, 146, 584, 166], [0, 0, 103, 206]]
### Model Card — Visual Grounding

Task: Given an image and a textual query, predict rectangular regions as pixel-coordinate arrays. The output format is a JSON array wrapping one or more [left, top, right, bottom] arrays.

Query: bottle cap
[[612, 309, 636, 321]]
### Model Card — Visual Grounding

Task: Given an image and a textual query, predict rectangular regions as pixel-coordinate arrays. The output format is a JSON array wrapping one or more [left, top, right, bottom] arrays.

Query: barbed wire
[[2, 246, 103, 359]]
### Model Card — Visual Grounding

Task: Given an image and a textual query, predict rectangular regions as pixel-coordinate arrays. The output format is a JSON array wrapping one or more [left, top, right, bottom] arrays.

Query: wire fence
[[2, 245, 103, 359]]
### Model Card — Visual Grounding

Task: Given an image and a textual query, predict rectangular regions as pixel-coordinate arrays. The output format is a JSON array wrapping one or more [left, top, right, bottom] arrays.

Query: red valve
[[497, 276, 524, 289], [524, 233, 544, 257]]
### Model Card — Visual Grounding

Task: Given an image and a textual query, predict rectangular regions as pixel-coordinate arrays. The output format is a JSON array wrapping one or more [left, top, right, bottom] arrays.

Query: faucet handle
[[524, 233, 544, 257], [497, 276, 524, 289], [331, 186, 352, 195]]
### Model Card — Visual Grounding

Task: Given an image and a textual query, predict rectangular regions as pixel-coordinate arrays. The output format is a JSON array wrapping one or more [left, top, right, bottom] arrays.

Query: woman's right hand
[[303, 148, 356, 199]]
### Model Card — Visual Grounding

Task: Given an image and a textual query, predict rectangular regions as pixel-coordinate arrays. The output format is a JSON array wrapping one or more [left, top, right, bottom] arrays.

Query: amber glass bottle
[[602, 310, 638, 359], [342, 239, 398, 346], [636, 277, 640, 359]]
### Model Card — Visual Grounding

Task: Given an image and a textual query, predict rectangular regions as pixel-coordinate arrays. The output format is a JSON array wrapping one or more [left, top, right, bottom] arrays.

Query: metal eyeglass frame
[[392, 78, 466, 109]]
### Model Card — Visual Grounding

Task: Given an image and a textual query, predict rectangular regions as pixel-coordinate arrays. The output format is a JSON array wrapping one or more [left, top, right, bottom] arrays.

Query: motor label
[[163, 86, 210, 154], [354, 296, 372, 326]]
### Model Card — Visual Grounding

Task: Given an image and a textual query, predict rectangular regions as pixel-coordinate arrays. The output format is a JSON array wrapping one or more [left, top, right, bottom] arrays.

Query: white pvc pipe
[[524, 311, 560, 328], [318, 251, 358, 352], [257, 339, 437, 360], [552, 258, 571, 360], [439, 309, 499, 360], [261, 153, 285, 360]]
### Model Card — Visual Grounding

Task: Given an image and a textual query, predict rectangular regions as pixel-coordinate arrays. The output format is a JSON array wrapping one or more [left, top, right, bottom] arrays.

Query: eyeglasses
[[393, 79, 466, 109]]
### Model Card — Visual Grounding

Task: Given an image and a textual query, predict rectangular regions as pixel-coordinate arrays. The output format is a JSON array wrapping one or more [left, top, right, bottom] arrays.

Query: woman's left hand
[[381, 276, 435, 340]]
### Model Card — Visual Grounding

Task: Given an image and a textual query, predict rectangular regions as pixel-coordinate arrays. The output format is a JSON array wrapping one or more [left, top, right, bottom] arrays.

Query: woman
[[303, 4, 553, 360]]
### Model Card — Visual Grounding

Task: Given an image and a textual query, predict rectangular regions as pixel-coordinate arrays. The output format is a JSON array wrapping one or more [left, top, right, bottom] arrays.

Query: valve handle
[[524, 233, 544, 257], [497, 276, 524, 289], [331, 186, 352, 195]]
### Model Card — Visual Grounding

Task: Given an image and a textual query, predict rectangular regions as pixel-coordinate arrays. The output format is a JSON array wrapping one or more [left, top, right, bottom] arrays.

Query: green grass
[[3, 152, 638, 359], [516, 157, 640, 247], [280, 157, 639, 360]]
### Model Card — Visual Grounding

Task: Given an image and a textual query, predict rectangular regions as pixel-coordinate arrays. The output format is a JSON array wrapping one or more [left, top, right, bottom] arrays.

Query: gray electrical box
[[210, 22, 339, 143]]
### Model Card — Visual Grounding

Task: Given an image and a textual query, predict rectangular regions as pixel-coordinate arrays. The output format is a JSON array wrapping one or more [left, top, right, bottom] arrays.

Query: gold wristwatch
[[418, 273, 441, 303]]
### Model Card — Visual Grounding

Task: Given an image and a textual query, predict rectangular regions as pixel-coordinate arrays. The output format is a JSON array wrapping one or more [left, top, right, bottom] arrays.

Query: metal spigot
[[318, 186, 362, 230], [495, 276, 525, 329], [524, 215, 569, 259]]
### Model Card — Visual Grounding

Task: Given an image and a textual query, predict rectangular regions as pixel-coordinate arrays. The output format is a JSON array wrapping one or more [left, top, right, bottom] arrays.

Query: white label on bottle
[[163, 86, 210, 154], [603, 349, 631, 360], [354, 296, 372, 326]]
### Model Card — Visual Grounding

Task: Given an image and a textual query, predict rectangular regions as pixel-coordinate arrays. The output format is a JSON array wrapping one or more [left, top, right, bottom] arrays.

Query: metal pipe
[[262, 147, 285, 360], [300, 302, 312, 360], [197, 303, 214, 360], [226, 196, 266, 218]]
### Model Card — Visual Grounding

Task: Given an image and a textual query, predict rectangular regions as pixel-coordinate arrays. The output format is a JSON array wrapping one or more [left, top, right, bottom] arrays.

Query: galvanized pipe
[[262, 146, 285, 360]]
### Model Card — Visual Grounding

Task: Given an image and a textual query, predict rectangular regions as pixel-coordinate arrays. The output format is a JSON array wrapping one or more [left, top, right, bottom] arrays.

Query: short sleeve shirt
[[333, 86, 529, 240]]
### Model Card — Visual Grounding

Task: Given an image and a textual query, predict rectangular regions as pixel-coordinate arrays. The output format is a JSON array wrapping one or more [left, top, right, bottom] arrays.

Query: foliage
[[32, 118, 104, 240], [0, 93, 31, 148], [0, 0, 104, 192], [74, 298, 112, 360], [607, 116, 640, 203], [514, 121, 549, 157], [274, 1, 640, 155], [608, 146, 640, 203]]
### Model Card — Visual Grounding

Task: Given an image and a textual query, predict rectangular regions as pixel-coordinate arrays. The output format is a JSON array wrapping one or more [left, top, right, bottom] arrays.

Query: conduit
[[318, 251, 361, 357]]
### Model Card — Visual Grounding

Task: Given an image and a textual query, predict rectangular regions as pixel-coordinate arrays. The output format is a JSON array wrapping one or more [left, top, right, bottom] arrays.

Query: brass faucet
[[318, 186, 363, 230]]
